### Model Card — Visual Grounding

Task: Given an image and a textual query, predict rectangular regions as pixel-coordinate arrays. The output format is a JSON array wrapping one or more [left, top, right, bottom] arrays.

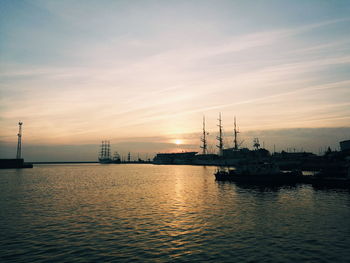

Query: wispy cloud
[[1, 1, 350, 159]]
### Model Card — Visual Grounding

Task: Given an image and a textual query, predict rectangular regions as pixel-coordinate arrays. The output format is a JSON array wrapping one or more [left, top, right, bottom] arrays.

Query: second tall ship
[[99, 140, 121, 164]]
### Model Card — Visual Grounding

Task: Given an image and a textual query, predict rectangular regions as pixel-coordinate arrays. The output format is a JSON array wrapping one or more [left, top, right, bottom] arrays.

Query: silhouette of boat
[[215, 161, 302, 184], [98, 140, 121, 164], [311, 165, 350, 188], [99, 154, 121, 164]]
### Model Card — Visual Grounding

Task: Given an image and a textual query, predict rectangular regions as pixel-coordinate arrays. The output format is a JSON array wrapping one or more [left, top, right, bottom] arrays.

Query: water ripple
[[1, 164, 350, 262]]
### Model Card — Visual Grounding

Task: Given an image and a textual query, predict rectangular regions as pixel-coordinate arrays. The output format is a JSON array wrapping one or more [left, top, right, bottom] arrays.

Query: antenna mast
[[16, 121, 23, 159], [233, 116, 240, 150], [200, 116, 208, 154], [216, 113, 223, 156]]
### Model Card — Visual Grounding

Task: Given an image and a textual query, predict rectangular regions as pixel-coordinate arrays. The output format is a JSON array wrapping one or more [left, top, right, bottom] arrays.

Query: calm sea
[[0, 164, 349, 262]]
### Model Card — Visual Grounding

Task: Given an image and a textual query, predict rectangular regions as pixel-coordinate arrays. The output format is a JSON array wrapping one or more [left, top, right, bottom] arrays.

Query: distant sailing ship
[[98, 140, 121, 164]]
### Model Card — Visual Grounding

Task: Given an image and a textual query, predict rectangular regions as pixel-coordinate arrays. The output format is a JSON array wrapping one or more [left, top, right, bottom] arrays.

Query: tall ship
[[99, 140, 112, 163], [98, 141, 121, 164]]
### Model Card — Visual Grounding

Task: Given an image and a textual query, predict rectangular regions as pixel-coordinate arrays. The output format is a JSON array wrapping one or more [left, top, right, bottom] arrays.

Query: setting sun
[[175, 139, 183, 145]]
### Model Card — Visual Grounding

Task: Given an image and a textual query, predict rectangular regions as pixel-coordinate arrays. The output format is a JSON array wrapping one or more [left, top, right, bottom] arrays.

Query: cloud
[[1, 2, 350, 157]]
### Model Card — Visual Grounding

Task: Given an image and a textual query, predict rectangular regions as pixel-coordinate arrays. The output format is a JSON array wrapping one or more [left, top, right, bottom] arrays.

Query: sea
[[0, 164, 349, 262]]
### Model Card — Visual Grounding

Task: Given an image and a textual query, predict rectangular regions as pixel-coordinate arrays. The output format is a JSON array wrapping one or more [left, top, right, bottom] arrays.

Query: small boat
[[215, 161, 302, 185]]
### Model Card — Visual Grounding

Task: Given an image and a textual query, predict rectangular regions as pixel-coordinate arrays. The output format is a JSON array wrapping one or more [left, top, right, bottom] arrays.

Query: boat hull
[[215, 170, 302, 185], [215, 171, 350, 188]]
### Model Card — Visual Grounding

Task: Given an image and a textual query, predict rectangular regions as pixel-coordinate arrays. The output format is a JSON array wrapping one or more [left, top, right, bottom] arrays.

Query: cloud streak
[[1, 1, 350, 159]]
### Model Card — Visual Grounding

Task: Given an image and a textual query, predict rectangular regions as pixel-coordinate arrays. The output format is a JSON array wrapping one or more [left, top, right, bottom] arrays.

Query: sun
[[175, 139, 182, 145]]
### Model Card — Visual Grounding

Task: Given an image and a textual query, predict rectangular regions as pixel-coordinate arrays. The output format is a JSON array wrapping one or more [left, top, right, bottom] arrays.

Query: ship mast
[[100, 141, 104, 159], [216, 113, 223, 156], [200, 116, 208, 155], [102, 141, 107, 159], [107, 141, 111, 159], [16, 121, 23, 159], [233, 116, 239, 151]]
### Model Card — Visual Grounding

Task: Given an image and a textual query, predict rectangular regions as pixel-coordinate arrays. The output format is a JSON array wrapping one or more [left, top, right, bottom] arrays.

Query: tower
[[16, 121, 23, 159], [200, 116, 208, 155], [233, 116, 239, 150], [216, 113, 223, 156]]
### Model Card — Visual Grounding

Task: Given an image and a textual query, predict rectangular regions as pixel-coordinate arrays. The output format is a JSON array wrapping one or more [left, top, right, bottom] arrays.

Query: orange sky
[[1, 1, 350, 160]]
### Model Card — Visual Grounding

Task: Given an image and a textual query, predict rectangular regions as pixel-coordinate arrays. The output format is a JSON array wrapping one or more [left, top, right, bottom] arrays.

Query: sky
[[1, 0, 350, 161]]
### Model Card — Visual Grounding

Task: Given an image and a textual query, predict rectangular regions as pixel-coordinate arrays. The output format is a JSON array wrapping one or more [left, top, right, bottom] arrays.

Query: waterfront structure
[[151, 114, 350, 171], [153, 152, 198, 164], [340, 140, 350, 152]]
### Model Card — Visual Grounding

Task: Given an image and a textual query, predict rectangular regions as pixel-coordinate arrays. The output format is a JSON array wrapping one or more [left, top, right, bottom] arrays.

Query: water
[[1, 164, 349, 262]]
